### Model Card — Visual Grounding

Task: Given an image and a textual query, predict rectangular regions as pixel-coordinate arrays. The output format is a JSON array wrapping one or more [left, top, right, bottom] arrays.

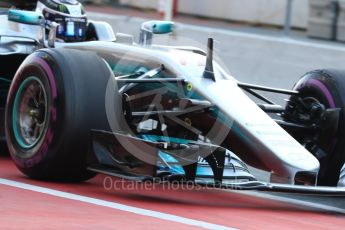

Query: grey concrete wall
[[119, 0, 309, 29]]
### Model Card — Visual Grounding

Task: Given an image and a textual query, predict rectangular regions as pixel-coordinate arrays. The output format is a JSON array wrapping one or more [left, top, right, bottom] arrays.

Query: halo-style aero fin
[[203, 38, 216, 82]]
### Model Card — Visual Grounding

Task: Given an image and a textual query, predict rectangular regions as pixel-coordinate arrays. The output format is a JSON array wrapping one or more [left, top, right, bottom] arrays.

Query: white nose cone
[[338, 164, 345, 187]]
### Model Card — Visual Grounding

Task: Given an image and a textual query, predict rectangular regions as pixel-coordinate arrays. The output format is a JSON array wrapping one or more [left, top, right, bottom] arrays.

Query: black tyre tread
[[291, 69, 345, 186], [6, 48, 112, 182]]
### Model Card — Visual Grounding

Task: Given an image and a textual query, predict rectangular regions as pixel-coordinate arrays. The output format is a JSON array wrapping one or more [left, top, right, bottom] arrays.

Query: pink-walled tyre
[[5, 48, 112, 182], [285, 69, 345, 186]]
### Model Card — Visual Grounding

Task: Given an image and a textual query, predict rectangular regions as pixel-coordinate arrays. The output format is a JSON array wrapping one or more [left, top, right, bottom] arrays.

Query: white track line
[[87, 12, 345, 52], [0, 178, 235, 230]]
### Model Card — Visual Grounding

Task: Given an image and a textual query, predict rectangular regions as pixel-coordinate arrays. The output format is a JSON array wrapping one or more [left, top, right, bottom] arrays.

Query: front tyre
[[5, 49, 112, 182], [285, 69, 345, 186]]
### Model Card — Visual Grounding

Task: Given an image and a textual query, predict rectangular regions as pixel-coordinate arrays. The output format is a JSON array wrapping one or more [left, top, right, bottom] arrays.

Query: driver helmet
[[36, 0, 87, 42]]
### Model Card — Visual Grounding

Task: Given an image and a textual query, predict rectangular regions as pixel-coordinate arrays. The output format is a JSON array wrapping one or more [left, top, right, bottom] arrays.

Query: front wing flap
[[88, 130, 345, 196]]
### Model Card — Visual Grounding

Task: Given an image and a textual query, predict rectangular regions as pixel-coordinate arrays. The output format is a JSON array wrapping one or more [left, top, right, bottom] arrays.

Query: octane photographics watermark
[[103, 176, 212, 191]]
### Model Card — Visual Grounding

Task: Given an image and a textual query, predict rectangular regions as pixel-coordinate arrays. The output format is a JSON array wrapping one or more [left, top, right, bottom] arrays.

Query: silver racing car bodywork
[[61, 41, 320, 184], [339, 165, 345, 187], [2, 6, 345, 194]]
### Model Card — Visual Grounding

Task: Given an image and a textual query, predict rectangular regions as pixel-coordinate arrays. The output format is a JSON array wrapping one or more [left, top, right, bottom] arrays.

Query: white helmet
[[36, 0, 88, 42]]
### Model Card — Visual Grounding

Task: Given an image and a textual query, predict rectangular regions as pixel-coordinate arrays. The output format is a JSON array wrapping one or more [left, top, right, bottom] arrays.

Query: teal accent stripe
[[141, 134, 189, 144], [0, 77, 11, 84], [12, 76, 46, 149], [8, 9, 43, 25]]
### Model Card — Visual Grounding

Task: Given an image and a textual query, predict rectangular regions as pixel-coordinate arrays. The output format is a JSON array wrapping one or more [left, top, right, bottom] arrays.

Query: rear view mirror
[[142, 21, 174, 34], [139, 20, 174, 46], [8, 9, 44, 25]]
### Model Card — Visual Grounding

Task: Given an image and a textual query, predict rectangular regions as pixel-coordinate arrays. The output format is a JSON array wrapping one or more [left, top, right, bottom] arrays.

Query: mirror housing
[[139, 20, 174, 46], [8, 9, 44, 25], [142, 21, 174, 34]]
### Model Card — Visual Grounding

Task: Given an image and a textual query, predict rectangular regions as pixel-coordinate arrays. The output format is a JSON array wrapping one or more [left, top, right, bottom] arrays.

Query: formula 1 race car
[[1, 0, 345, 195]]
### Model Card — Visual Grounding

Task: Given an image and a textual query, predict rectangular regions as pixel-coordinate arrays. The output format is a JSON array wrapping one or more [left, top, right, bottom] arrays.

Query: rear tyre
[[286, 69, 345, 186], [5, 48, 112, 182]]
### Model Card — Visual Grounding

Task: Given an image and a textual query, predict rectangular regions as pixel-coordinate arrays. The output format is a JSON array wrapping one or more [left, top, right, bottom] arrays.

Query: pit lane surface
[[1, 156, 344, 229]]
